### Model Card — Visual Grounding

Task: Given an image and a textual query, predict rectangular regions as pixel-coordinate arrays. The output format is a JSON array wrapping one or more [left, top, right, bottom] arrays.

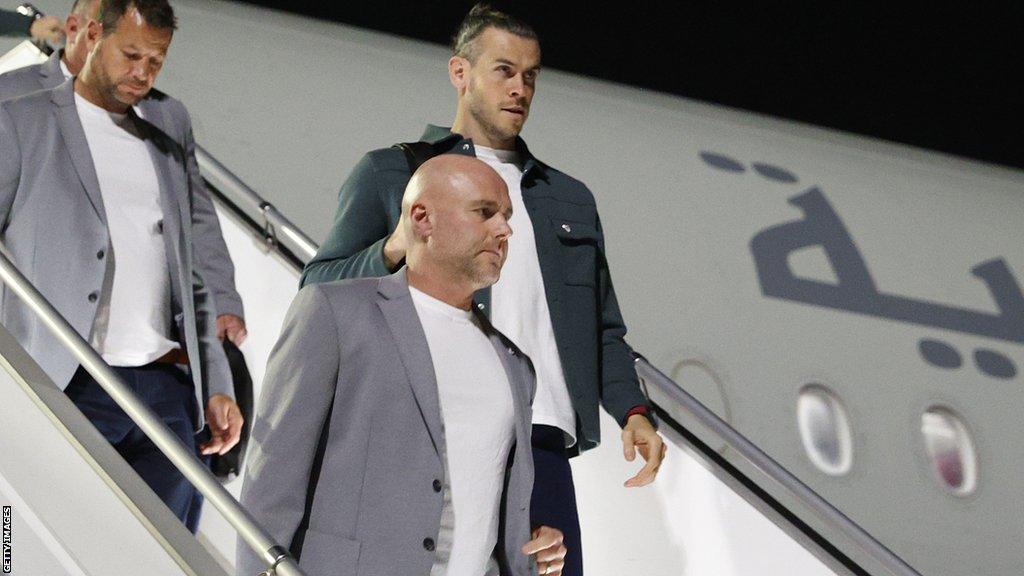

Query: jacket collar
[[419, 124, 548, 181], [39, 50, 64, 82]]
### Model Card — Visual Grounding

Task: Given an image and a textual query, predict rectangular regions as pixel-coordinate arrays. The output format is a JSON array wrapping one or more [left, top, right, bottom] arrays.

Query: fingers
[[621, 429, 636, 462], [229, 325, 248, 346], [222, 404, 244, 454], [199, 435, 224, 456], [216, 315, 248, 345], [521, 525, 564, 555], [522, 526, 566, 575], [623, 429, 667, 487], [202, 396, 244, 455]]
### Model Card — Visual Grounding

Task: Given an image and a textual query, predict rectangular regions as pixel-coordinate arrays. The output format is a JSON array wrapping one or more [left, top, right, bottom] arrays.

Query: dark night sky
[[236, 1, 1022, 170]]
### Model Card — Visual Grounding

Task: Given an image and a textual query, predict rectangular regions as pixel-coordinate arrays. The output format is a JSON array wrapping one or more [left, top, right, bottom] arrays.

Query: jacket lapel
[[50, 81, 106, 225], [479, 315, 531, 449], [39, 50, 64, 88], [376, 270, 445, 456]]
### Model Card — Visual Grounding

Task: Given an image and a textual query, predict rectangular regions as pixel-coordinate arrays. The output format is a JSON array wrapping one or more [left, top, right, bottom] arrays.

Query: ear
[[448, 55, 469, 92], [64, 14, 78, 37], [409, 203, 432, 239], [84, 18, 103, 50]]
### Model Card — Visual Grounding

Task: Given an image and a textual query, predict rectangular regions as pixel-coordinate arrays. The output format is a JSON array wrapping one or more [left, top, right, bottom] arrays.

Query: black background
[[235, 1, 1022, 170]]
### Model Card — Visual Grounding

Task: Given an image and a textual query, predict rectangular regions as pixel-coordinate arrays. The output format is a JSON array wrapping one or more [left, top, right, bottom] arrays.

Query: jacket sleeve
[[300, 153, 396, 287], [179, 111, 233, 400], [236, 285, 340, 575], [180, 106, 244, 319], [190, 264, 233, 400], [0, 9, 32, 37], [594, 212, 653, 426]]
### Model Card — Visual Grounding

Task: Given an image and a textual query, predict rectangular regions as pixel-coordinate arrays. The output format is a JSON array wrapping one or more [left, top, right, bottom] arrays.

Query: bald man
[[239, 155, 566, 576]]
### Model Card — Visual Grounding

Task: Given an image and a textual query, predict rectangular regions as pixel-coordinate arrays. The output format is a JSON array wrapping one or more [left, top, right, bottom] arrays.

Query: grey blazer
[[0, 51, 245, 319], [237, 270, 537, 576], [0, 80, 233, 416]]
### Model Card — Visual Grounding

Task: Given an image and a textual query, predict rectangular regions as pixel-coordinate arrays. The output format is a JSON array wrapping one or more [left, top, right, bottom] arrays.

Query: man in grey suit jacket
[[239, 155, 566, 576], [0, 0, 248, 344], [0, 0, 241, 528]]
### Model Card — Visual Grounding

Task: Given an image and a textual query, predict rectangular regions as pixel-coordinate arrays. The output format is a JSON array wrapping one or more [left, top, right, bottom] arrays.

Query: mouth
[[122, 84, 148, 96], [501, 106, 526, 117]]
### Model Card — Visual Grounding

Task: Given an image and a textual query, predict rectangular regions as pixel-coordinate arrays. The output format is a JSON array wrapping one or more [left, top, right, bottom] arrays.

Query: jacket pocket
[[298, 529, 361, 576], [551, 217, 599, 287]]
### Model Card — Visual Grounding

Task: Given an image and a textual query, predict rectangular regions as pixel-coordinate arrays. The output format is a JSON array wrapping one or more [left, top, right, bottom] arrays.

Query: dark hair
[[98, 0, 176, 35], [451, 3, 538, 62]]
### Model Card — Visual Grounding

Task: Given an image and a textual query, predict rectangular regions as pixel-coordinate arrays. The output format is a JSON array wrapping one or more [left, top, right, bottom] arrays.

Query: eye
[[124, 52, 141, 61]]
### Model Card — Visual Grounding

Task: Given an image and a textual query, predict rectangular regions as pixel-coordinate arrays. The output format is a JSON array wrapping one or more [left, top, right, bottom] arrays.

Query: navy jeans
[[64, 364, 199, 531], [531, 424, 584, 576]]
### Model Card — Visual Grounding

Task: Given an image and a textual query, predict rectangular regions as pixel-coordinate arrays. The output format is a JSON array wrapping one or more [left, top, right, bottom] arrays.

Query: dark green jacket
[[302, 125, 650, 453], [0, 9, 32, 37]]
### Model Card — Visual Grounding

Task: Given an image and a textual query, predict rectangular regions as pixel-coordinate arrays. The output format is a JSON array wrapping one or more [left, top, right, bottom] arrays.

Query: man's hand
[[382, 219, 408, 271], [216, 313, 248, 346], [28, 16, 63, 44], [622, 413, 666, 487], [200, 394, 243, 455], [522, 525, 566, 576]]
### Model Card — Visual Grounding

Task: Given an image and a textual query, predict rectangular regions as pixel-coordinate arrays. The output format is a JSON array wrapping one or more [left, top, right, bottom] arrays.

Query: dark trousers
[[64, 364, 200, 531], [531, 424, 584, 576]]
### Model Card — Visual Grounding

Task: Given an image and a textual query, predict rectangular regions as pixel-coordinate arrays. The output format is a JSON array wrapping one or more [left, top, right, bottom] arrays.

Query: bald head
[[402, 155, 513, 306], [64, 0, 101, 74]]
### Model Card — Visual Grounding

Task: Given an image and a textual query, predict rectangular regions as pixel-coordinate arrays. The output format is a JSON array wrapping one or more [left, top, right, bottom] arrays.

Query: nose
[[495, 214, 512, 240], [508, 73, 525, 97]]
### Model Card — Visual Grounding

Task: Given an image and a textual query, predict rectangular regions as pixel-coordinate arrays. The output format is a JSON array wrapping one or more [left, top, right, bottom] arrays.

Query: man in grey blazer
[[0, 0, 248, 344], [0, 0, 241, 528], [239, 155, 566, 576]]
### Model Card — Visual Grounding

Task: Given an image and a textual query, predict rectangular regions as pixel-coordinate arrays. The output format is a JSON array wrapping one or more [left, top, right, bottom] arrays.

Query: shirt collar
[[419, 124, 548, 181]]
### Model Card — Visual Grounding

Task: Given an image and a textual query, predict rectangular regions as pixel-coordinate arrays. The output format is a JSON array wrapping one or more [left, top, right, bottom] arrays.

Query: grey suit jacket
[[0, 51, 245, 319], [237, 270, 537, 576], [0, 80, 233, 417]]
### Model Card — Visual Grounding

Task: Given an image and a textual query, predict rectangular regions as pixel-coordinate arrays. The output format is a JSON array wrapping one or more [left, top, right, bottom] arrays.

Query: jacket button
[[423, 537, 435, 551], [432, 479, 442, 493], [96, 250, 105, 260], [476, 302, 486, 311], [561, 223, 572, 233], [87, 292, 98, 303]]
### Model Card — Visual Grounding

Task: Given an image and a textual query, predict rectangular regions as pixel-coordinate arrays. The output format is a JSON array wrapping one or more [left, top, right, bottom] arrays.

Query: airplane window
[[921, 407, 978, 497], [796, 384, 853, 476]]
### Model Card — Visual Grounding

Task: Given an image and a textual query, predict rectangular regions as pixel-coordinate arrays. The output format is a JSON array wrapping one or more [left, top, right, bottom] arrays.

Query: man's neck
[[451, 113, 516, 151], [61, 50, 83, 77], [74, 76, 128, 114], [406, 266, 475, 311]]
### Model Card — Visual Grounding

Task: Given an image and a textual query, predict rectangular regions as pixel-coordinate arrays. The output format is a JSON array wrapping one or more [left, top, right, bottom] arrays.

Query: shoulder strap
[[392, 141, 440, 174]]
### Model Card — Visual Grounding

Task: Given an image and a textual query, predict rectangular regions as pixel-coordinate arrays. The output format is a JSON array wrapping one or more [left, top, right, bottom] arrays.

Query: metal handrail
[[633, 353, 921, 576], [0, 251, 305, 576], [196, 145, 318, 263]]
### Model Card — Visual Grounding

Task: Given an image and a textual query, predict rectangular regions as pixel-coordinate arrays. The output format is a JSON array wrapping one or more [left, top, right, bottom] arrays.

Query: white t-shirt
[[477, 145, 578, 446], [410, 286, 514, 576], [75, 93, 178, 366]]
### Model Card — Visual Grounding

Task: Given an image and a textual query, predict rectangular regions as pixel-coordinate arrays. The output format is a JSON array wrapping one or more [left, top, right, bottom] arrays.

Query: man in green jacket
[[302, 5, 665, 574]]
